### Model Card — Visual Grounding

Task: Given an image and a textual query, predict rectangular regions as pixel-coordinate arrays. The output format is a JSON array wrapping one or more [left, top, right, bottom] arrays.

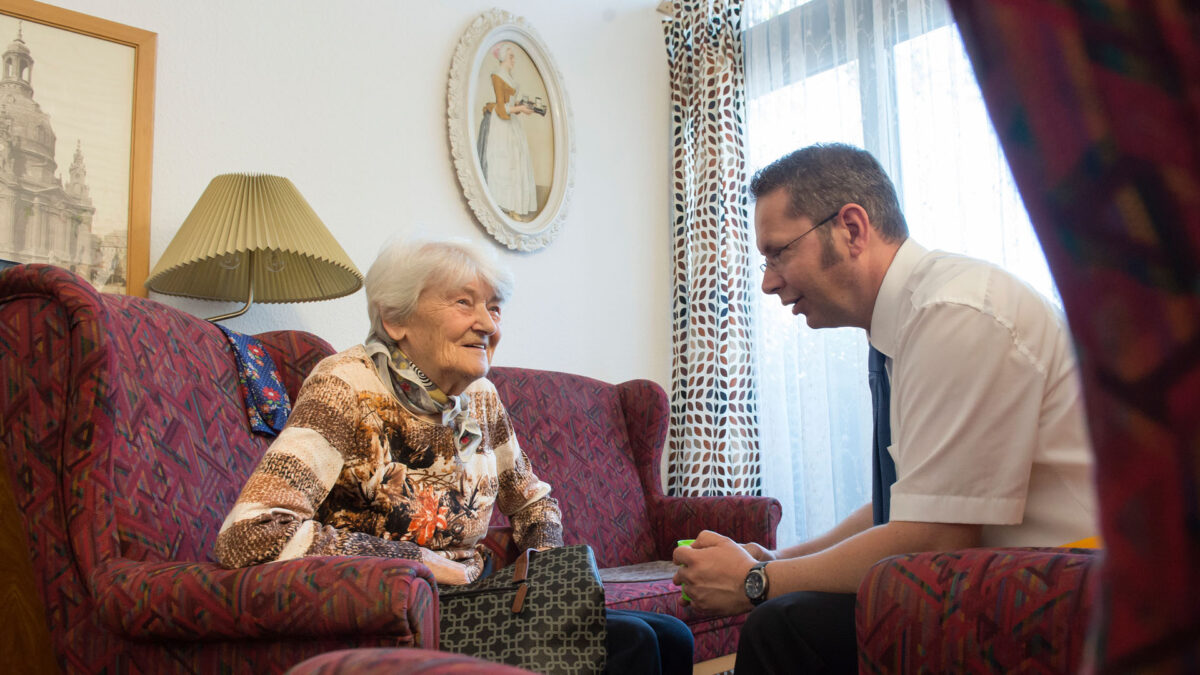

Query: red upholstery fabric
[[946, 1, 1200, 670], [0, 264, 437, 673], [488, 366, 782, 662], [93, 556, 435, 640], [285, 648, 536, 675], [858, 548, 1098, 673], [487, 367, 658, 567]]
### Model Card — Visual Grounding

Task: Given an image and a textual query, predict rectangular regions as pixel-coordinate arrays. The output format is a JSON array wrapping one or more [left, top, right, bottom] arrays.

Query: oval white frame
[[447, 9, 574, 251]]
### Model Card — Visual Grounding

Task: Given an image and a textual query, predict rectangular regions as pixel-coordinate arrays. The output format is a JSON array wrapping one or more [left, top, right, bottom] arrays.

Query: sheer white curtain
[[743, 0, 1058, 546]]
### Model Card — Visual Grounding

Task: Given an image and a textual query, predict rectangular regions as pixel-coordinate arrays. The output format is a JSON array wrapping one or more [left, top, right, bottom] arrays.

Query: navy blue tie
[[869, 346, 896, 525]]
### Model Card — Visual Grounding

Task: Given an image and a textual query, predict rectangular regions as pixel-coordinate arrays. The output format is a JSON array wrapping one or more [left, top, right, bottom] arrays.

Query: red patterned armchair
[[856, 546, 1099, 672], [0, 264, 779, 672], [0, 264, 471, 673]]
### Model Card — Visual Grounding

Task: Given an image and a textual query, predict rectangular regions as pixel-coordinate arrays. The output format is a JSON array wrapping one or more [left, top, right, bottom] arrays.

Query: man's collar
[[868, 238, 928, 358]]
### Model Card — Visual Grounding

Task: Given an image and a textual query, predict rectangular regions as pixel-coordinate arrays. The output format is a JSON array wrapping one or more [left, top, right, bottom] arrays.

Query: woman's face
[[383, 278, 502, 397]]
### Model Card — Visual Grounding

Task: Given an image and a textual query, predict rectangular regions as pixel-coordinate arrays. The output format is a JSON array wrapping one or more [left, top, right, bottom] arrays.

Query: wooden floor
[[693, 653, 736, 675]]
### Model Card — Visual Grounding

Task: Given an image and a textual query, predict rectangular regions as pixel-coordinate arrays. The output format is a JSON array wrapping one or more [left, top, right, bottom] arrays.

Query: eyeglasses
[[759, 209, 841, 273]]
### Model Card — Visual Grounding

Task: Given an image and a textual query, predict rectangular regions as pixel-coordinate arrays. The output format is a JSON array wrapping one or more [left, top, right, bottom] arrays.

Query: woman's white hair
[[364, 237, 514, 342]]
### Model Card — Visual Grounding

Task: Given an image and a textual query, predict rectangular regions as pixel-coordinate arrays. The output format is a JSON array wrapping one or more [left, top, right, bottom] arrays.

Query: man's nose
[[761, 267, 783, 295]]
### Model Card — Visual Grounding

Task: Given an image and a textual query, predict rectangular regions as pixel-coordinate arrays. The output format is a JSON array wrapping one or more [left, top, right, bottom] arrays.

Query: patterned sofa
[[0, 263, 779, 673]]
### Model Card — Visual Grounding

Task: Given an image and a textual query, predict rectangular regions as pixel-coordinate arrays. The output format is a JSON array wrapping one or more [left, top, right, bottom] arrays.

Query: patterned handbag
[[438, 544, 607, 674]]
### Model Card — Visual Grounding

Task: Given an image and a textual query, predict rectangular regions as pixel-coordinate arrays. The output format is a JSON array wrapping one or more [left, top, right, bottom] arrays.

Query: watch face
[[745, 569, 766, 599]]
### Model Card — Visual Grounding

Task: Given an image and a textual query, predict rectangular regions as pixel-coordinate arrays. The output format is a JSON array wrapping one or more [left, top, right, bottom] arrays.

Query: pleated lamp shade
[[145, 174, 362, 318]]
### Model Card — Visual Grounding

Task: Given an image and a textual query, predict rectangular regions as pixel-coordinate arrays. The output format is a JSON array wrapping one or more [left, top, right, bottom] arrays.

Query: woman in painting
[[477, 42, 539, 222], [215, 238, 693, 675]]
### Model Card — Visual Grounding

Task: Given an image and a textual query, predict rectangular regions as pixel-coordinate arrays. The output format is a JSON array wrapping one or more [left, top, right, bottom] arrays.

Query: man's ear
[[840, 203, 872, 258]]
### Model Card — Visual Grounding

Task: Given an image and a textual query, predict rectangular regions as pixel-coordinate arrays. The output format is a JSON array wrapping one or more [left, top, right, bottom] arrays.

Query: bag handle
[[512, 548, 533, 584], [509, 548, 536, 613]]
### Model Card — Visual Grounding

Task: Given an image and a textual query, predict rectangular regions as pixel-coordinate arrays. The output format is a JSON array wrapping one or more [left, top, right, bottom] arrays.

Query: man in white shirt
[[673, 143, 1097, 674]]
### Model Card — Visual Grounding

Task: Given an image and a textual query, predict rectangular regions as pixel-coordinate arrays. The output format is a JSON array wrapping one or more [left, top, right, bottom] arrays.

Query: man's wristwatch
[[744, 561, 770, 606]]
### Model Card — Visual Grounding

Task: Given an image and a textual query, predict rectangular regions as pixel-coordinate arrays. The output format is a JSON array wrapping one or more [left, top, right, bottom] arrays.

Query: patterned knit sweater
[[215, 345, 563, 577]]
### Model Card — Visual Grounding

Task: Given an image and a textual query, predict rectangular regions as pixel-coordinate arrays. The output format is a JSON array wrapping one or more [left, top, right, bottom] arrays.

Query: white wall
[[48, 0, 673, 387]]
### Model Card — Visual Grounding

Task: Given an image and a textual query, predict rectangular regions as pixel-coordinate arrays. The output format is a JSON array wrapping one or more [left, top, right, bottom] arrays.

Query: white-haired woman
[[215, 238, 693, 675]]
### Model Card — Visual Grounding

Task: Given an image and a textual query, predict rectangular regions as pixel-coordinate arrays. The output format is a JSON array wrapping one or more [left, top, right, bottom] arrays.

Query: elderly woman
[[215, 238, 692, 675]]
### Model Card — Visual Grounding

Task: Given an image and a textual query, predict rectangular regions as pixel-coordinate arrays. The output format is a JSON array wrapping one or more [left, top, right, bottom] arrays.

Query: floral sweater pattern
[[215, 346, 563, 577]]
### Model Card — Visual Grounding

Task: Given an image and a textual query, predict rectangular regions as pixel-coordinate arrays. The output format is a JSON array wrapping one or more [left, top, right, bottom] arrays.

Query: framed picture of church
[[0, 0, 155, 296], [448, 9, 573, 252]]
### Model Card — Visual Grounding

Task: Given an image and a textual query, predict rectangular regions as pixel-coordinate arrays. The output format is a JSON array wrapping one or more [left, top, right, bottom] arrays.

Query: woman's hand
[[421, 548, 479, 585], [742, 541, 777, 562]]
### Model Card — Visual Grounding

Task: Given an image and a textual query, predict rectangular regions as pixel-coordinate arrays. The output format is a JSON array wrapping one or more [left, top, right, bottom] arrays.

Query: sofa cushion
[[98, 298, 272, 564], [488, 367, 657, 568], [37, 287, 336, 569]]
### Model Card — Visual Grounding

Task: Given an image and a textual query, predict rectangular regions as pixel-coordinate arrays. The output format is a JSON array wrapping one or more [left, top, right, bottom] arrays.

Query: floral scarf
[[363, 333, 482, 459], [218, 325, 291, 436]]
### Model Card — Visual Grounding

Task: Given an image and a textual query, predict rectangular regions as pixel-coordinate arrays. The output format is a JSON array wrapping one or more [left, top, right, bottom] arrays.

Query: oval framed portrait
[[447, 9, 573, 251]]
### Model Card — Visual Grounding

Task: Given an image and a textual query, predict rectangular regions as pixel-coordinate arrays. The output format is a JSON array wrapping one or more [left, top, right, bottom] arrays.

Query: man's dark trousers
[[734, 347, 894, 674]]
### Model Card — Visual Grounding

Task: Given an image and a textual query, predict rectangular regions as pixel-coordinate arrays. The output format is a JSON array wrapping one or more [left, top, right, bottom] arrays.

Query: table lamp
[[145, 174, 362, 321]]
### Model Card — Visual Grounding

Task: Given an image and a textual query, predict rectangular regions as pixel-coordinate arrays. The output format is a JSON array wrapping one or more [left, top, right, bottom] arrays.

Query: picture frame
[[447, 8, 573, 252], [0, 0, 155, 296]]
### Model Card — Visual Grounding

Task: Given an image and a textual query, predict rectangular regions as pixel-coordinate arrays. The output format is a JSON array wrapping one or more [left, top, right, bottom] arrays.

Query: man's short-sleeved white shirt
[[868, 239, 1096, 547]]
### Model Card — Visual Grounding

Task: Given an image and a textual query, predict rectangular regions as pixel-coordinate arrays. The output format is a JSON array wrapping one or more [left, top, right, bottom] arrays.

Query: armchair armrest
[[648, 495, 781, 560], [92, 556, 438, 646], [856, 547, 1098, 673]]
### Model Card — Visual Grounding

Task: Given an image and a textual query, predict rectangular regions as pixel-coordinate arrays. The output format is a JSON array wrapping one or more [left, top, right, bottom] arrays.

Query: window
[[743, 0, 1057, 545]]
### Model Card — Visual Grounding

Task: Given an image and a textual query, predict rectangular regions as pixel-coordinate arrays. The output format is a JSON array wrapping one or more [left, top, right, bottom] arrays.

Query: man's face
[[755, 189, 858, 329]]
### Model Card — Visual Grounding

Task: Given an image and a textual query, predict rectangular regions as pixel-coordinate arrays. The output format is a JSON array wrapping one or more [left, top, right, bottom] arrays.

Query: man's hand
[[672, 530, 757, 615], [742, 542, 777, 562]]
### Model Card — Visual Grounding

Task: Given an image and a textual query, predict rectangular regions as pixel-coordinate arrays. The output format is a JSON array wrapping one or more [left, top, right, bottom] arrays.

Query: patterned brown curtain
[[662, 0, 761, 496], [948, 1, 1200, 671]]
